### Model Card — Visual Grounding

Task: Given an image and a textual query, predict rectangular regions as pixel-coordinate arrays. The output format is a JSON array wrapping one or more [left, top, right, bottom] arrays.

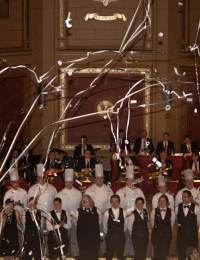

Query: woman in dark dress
[[0, 198, 21, 259], [23, 197, 42, 260], [76, 194, 101, 260], [151, 195, 175, 260]]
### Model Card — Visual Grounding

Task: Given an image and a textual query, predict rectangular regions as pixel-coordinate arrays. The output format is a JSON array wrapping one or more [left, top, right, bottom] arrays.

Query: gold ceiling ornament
[[93, 0, 118, 6], [85, 13, 127, 22], [97, 100, 113, 119]]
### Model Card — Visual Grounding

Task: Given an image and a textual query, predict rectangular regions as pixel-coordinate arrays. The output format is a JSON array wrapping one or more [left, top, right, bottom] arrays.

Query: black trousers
[[152, 235, 171, 260], [106, 233, 125, 260], [177, 229, 198, 260], [79, 245, 99, 260], [132, 236, 148, 260]]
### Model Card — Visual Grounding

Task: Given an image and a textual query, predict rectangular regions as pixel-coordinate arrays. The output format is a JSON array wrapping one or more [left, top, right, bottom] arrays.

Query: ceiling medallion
[[94, 0, 118, 7]]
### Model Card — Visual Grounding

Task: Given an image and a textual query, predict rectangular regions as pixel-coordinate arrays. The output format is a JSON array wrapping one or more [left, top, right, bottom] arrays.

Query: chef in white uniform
[[28, 163, 57, 213], [57, 168, 82, 257], [175, 168, 200, 207], [116, 165, 146, 210], [152, 175, 174, 209], [4, 168, 27, 215], [116, 165, 146, 257], [85, 164, 113, 214]]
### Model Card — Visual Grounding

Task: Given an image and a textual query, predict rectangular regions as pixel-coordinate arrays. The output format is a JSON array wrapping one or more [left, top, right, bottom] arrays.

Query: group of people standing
[[0, 162, 200, 260]]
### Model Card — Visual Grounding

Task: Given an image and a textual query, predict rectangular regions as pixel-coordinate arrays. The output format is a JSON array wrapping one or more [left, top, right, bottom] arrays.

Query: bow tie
[[55, 211, 61, 213], [160, 209, 166, 212], [184, 205, 190, 209]]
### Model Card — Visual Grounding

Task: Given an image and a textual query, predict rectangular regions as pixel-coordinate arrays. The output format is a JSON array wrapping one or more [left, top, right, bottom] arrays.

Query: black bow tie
[[184, 205, 190, 209]]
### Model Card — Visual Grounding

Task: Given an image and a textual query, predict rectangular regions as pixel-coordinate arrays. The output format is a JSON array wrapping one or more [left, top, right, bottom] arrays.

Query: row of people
[[2, 164, 200, 259], [110, 129, 199, 156]]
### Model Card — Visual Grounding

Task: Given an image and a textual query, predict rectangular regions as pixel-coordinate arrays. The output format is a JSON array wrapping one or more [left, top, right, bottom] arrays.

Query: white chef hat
[[183, 169, 194, 181], [95, 164, 104, 178], [36, 163, 44, 177], [65, 168, 74, 181], [126, 165, 134, 180], [9, 168, 19, 181], [158, 175, 166, 187]]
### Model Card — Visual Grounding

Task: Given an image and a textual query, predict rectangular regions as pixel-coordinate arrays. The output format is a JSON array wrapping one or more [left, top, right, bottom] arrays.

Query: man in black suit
[[180, 135, 199, 155], [156, 132, 175, 156], [73, 135, 94, 160], [110, 129, 131, 153], [134, 129, 154, 155], [76, 150, 97, 173]]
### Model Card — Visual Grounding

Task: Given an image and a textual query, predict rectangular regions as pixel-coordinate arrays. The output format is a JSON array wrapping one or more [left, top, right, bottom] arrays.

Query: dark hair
[[135, 197, 145, 204], [28, 197, 34, 203], [183, 190, 192, 197], [158, 195, 169, 206], [54, 197, 62, 204], [81, 135, 87, 139], [5, 198, 14, 205], [184, 135, 191, 140], [110, 194, 120, 203], [163, 132, 169, 136]]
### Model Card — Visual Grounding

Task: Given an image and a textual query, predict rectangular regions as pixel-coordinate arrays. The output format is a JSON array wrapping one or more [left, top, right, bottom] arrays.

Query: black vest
[[177, 203, 198, 242], [132, 209, 149, 239], [25, 210, 41, 232], [107, 208, 124, 236], [153, 208, 172, 235], [50, 210, 68, 226], [77, 207, 100, 244]]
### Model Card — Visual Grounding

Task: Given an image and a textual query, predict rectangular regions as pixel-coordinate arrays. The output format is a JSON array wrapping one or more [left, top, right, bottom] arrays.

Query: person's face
[[163, 133, 169, 141], [96, 177, 104, 187], [135, 200, 144, 211], [82, 196, 91, 208], [159, 184, 167, 193], [65, 181, 73, 189], [7, 202, 14, 211], [119, 131, 124, 139], [12, 150, 18, 158], [159, 197, 168, 208], [141, 130, 147, 138], [37, 176, 44, 184], [11, 181, 19, 189], [84, 151, 91, 159], [186, 179, 194, 189], [182, 192, 191, 204], [192, 249, 199, 259], [126, 178, 134, 188], [111, 198, 120, 209], [185, 137, 191, 144], [54, 201, 62, 211], [49, 152, 55, 161], [29, 200, 37, 210]]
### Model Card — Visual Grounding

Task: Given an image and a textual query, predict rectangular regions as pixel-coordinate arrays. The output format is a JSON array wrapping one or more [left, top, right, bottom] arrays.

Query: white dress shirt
[[152, 192, 174, 209]]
